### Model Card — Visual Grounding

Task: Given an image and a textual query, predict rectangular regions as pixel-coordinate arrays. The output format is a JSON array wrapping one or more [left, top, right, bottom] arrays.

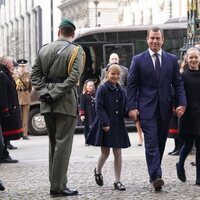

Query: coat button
[[116, 99, 118, 102], [115, 111, 118, 114]]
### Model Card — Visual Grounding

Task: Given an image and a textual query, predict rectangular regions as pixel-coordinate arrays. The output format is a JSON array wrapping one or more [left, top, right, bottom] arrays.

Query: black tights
[[179, 136, 200, 181]]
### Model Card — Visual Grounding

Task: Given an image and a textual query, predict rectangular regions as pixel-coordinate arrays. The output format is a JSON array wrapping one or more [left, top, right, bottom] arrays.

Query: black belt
[[45, 77, 66, 83]]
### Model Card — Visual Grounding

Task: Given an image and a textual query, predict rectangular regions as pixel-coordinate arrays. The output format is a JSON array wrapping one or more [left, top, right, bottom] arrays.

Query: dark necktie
[[154, 53, 161, 78]]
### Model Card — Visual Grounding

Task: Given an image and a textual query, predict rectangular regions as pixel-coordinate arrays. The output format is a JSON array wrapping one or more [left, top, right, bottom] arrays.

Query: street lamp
[[50, 0, 54, 41], [169, 0, 172, 18], [93, 0, 99, 27]]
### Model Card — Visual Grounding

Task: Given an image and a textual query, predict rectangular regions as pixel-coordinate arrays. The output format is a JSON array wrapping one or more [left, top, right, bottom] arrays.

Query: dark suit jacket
[[127, 50, 187, 120]]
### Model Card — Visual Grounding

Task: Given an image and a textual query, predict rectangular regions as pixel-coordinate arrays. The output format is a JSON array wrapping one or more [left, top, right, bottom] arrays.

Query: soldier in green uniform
[[31, 19, 85, 197]]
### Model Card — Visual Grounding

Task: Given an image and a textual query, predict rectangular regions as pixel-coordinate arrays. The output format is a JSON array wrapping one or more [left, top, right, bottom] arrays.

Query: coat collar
[[104, 81, 121, 91], [0, 64, 11, 75], [57, 37, 71, 43], [0, 64, 15, 81]]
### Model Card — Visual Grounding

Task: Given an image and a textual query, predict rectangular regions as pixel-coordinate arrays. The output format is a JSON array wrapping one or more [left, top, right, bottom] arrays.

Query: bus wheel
[[28, 107, 47, 135]]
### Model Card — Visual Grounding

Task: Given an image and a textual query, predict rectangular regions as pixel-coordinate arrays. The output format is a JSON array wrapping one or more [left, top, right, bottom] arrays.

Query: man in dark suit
[[127, 27, 187, 191]]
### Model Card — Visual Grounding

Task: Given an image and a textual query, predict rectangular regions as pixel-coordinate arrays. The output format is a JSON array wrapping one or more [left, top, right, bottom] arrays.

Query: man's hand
[[128, 109, 139, 121], [39, 93, 53, 104], [102, 126, 110, 132], [176, 106, 186, 118]]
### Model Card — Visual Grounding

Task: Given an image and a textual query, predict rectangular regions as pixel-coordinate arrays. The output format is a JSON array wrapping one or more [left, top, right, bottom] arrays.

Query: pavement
[[0, 132, 199, 200]]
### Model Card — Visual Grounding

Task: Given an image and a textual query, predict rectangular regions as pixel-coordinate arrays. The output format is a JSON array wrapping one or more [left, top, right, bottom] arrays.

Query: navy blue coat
[[86, 81, 130, 148]]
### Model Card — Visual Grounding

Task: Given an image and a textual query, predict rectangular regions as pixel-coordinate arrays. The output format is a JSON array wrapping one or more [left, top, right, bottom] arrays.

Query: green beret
[[59, 19, 76, 30]]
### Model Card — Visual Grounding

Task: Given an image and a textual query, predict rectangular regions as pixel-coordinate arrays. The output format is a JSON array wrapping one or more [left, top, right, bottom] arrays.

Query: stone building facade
[[58, 0, 119, 28], [0, 0, 60, 67]]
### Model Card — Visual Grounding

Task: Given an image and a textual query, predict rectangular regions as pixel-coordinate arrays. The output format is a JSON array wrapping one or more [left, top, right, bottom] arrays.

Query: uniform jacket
[[127, 50, 187, 120], [14, 71, 32, 105], [31, 38, 85, 117], [0, 64, 22, 140]]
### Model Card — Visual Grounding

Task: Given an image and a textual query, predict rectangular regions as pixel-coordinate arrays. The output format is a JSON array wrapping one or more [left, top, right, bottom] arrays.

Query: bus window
[[103, 43, 134, 68]]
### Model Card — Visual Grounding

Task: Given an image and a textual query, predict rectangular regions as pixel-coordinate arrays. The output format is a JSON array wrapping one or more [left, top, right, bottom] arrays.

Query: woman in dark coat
[[0, 57, 23, 163], [86, 63, 130, 191], [176, 47, 200, 186]]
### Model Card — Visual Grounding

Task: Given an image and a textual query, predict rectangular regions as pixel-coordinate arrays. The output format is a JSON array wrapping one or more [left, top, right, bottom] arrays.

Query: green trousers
[[44, 113, 77, 191]]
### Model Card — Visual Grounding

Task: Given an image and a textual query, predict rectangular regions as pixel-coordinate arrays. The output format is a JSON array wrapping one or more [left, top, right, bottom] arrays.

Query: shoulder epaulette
[[68, 46, 80, 75]]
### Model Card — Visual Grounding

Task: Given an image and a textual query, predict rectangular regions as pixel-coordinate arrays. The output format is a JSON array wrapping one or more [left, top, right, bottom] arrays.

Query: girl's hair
[[101, 63, 122, 84], [182, 47, 200, 71], [82, 79, 95, 94]]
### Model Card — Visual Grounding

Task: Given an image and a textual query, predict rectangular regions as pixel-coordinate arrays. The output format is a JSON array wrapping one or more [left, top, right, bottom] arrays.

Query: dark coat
[[79, 91, 96, 126], [179, 69, 200, 138], [0, 64, 22, 140], [86, 81, 130, 148]]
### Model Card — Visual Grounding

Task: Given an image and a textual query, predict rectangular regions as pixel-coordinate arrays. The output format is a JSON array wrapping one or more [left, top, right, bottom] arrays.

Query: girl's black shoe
[[114, 181, 126, 191], [94, 168, 103, 186]]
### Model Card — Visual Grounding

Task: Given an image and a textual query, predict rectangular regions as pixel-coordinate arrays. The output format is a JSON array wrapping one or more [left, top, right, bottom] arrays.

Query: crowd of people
[[0, 18, 200, 197]]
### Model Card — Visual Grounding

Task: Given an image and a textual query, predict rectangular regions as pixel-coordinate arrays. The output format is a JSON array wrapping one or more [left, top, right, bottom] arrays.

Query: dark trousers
[[0, 124, 4, 161], [140, 114, 169, 181], [43, 113, 77, 191], [1, 137, 10, 159], [179, 136, 200, 182], [83, 125, 90, 141]]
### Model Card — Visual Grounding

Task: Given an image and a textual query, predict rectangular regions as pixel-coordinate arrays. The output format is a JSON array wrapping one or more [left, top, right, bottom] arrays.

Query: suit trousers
[[140, 114, 169, 181], [20, 104, 30, 136], [43, 113, 77, 191]]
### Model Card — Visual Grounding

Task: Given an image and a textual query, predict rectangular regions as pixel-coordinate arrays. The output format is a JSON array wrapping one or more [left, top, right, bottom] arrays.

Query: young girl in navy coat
[[79, 80, 96, 144], [86, 63, 131, 191]]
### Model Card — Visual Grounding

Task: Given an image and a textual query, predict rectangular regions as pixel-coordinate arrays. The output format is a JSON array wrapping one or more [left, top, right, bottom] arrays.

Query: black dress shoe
[[176, 163, 186, 182], [1, 156, 19, 163], [0, 180, 5, 191], [155, 186, 162, 191], [23, 136, 30, 140], [168, 149, 177, 155], [50, 188, 78, 197], [152, 178, 164, 191], [191, 161, 196, 166], [94, 168, 103, 186], [171, 150, 179, 156], [114, 181, 126, 191], [7, 144, 17, 150]]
